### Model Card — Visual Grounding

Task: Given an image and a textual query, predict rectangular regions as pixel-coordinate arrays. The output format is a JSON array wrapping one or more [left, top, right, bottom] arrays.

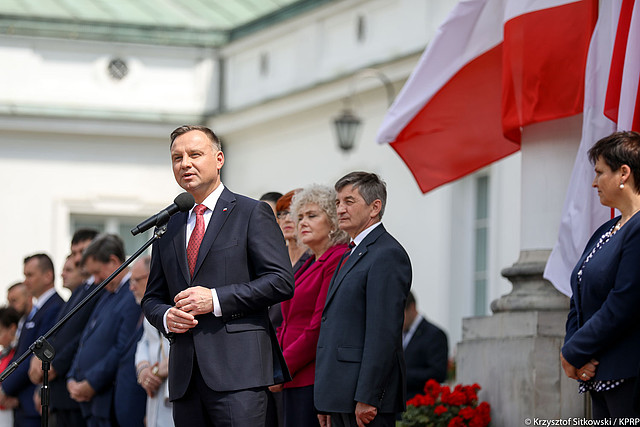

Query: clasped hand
[[67, 379, 95, 402], [167, 286, 213, 333], [317, 402, 378, 427], [560, 352, 598, 381], [138, 360, 168, 397]]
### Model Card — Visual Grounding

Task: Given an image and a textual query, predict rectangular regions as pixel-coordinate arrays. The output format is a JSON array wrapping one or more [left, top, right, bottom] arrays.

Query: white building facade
[[0, 0, 523, 351]]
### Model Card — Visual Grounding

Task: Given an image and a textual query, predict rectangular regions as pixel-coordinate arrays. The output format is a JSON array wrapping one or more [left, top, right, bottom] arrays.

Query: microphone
[[131, 192, 195, 236]]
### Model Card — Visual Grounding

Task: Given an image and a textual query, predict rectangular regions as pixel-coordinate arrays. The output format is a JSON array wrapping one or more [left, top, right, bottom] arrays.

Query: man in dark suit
[[315, 172, 412, 427], [142, 125, 294, 427], [113, 257, 148, 427], [28, 228, 99, 427], [0, 253, 64, 427], [66, 234, 141, 427], [402, 291, 448, 400], [7, 282, 33, 343]]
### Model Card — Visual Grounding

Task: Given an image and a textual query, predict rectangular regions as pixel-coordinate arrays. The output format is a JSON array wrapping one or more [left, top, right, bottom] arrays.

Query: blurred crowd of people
[[0, 229, 173, 427]]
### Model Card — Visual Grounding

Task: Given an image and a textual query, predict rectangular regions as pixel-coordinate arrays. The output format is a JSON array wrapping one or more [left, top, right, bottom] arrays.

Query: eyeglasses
[[277, 210, 291, 219]]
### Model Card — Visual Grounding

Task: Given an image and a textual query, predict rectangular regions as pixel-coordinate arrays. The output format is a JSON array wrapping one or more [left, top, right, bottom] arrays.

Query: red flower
[[440, 385, 451, 403], [447, 416, 465, 427], [407, 392, 435, 407], [459, 406, 475, 420], [462, 383, 481, 403], [469, 402, 491, 427], [444, 390, 467, 406], [424, 379, 442, 396], [402, 381, 491, 427], [422, 393, 435, 406], [434, 405, 448, 416]]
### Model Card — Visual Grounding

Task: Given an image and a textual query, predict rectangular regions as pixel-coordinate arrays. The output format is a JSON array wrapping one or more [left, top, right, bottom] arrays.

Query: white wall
[[0, 37, 218, 116], [0, 119, 181, 299], [0, 0, 526, 354], [222, 0, 457, 111]]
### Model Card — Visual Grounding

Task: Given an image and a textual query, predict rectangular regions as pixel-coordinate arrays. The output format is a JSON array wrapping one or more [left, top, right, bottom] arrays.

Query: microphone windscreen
[[174, 192, 195, 212]]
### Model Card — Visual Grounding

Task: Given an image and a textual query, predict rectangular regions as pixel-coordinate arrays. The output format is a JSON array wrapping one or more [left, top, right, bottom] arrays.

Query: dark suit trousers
[[283, 385, 316, 427], [591, 377, 640, 419], [173, 356, 268, 427], [329, 412, 396, 427], [53, 408, 87, 427]]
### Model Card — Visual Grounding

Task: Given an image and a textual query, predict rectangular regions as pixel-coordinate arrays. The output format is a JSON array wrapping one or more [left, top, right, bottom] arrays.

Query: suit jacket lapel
[[325, 224, 386, 306], [172, 211, 191, 285], [192, 188, 236, 280]]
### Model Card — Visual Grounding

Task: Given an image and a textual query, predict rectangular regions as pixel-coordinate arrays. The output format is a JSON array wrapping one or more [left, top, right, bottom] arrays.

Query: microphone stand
[[0, 224, 168, 427]]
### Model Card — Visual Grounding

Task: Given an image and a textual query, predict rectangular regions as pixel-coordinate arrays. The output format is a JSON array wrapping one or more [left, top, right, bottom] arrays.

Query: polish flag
[[376, 0, 597, 194], [604, 0, 640, 132], [545, 0, 640, 296]]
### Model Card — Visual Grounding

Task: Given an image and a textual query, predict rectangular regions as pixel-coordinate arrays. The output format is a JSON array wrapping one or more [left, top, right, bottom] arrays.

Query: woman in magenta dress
[[270, 184, 349, 427]]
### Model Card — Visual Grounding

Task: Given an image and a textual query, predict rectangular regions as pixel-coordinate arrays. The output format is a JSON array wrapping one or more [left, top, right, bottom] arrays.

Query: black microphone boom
[[131, 192, 195, 236]]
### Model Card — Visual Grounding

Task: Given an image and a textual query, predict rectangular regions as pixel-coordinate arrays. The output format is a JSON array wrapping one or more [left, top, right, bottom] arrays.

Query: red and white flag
[[376, 0, 597, 193], [545, 0, 640, 296], [604, 0, 640, 132]]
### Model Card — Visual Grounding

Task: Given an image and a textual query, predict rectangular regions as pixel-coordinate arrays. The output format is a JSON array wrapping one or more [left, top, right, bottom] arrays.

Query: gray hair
[[335, 171, 387, 219], [291, 184, 349, 246], [136, 255, 151, 272]]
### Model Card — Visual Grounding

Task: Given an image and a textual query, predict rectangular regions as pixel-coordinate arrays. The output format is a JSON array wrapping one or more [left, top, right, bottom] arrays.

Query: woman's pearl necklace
[[614, 207, 640, 232]]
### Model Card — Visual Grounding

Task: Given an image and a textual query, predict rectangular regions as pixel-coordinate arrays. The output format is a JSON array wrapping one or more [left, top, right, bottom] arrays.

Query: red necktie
[[187, 204, 208, 277], [337, 241, 356, 273]]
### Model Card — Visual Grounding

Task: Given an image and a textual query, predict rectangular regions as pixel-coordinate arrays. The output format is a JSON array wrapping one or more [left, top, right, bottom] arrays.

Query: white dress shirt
[[163, 184, 225, 333]]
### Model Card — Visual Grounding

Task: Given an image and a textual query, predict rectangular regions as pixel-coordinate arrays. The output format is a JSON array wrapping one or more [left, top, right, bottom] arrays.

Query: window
[[473, 176, 489, 315], [71, 214, 153, 258]]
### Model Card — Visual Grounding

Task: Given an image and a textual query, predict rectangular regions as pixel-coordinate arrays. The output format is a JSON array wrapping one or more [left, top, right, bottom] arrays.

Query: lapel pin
[[223, 207, 228, 212]]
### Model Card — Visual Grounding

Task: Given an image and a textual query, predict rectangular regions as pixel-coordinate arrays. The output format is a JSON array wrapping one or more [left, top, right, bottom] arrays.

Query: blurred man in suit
[[260, 191, 283, 217], [402, 291, 448, 400], [67, 234, 140, 427], [1, 254, 64, 427], [60, 255, 88, 292], [28, 228, 99, 427], [7, 282, 33, 343], [315, 172, 412, 427], [133, 256, 173, 427], [142, 125, 294, 427], [113, 256, 148, 427]]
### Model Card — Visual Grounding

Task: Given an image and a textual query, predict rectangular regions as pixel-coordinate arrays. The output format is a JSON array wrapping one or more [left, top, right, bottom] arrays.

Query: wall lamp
[[333, 68, 395, 152]]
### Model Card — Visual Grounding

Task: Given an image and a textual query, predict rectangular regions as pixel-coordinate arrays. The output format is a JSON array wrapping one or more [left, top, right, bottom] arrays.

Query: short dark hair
[[588, 131, 640, 193], [71, 228, 99, 245], [405, 291, 416, 309], [7, 282, 24, 293], [170, 125, 222, 151], [0, 306, 21, 328], [24, 253, 55, 276], [335, 171, 387, 218], [82, 233, 125, 265], [260, 192, 283, 204]]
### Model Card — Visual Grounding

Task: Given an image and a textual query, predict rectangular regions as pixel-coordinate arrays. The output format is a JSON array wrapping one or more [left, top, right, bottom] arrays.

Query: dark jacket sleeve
[[215, 201, 294, 321]]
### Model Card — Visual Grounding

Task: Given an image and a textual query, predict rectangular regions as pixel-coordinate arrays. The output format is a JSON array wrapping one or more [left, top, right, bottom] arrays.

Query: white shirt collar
[[403, 314, 423, 349], [186, 183, 225, 247], [351, 221, 382, 249], [34, 287, 56, 310], [189, 183, 225, 215], [114, 271, 132, 294]]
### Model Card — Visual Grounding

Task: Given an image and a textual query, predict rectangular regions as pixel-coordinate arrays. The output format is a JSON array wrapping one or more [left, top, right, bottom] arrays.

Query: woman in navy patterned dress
[[561, 131, 640, 419]]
